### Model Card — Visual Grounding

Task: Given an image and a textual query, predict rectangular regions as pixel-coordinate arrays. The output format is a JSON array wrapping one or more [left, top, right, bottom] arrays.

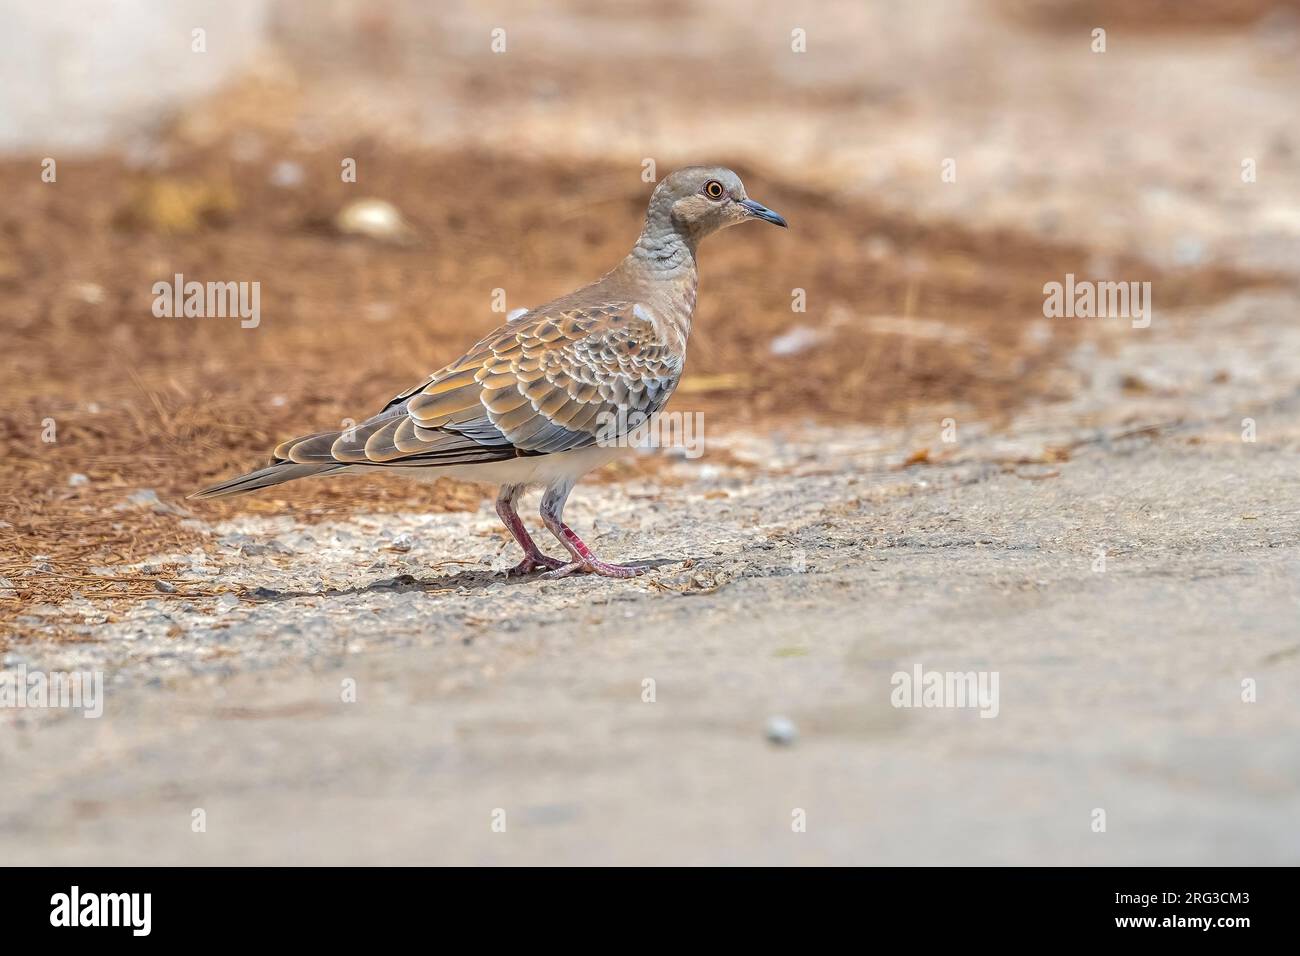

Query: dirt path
[[4, 290, 1298, 865]]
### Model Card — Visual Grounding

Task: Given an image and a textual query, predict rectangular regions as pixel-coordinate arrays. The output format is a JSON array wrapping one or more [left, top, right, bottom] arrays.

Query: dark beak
[[739, 198, 788, 228]]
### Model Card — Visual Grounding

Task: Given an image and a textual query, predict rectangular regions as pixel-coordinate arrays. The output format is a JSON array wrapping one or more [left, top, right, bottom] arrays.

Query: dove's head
[[645, 166, 787, 243]]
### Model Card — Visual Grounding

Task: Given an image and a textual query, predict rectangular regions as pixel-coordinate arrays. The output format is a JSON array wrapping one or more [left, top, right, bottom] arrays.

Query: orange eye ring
[[703, 180, 725, 200]]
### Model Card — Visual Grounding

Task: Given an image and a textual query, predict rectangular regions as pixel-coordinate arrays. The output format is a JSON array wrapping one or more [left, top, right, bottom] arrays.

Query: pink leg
[[538, 481, 642, 580], [495, 485, 565, 575]]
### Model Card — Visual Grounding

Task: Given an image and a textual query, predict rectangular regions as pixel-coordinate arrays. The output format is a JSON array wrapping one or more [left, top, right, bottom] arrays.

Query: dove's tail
[[189, 462, 345, 500]]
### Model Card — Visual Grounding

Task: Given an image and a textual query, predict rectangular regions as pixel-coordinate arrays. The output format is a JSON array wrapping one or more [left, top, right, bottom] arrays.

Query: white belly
[[364, 444, 627, 488]]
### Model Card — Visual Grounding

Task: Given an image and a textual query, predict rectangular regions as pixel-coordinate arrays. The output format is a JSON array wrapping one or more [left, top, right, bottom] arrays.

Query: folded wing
[[273, 302, 683, 468]]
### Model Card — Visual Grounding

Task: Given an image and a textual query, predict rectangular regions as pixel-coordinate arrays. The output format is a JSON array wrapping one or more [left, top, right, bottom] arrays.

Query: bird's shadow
[[238, 557, 681, 604]]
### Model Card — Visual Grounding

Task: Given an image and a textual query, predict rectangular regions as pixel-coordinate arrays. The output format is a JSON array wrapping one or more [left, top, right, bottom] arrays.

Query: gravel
[[4, 291, 1300, 865]]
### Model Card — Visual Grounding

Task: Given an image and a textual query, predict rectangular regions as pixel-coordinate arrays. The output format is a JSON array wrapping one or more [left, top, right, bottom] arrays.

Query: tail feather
[[189, 462, 344, 500]]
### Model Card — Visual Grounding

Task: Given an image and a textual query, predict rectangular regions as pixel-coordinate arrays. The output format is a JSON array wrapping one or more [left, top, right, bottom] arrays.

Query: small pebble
[[764, 715, 799, 746], [70, 282, 105, 305], [269, 160, 304, 189], [335, 198, 416, 244]]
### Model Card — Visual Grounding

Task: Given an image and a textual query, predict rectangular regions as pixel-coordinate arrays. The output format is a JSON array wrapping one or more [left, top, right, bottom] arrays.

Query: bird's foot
[[506, 553, 568, 576], [540, 558, 644, 580]]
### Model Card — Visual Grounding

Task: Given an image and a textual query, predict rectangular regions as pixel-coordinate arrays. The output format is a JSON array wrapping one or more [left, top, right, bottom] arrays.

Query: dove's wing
[[273, 301, 682, 468]]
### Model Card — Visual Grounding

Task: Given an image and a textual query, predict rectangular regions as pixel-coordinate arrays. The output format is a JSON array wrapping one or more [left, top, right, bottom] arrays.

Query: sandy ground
[[4, 287, 1299, 865]]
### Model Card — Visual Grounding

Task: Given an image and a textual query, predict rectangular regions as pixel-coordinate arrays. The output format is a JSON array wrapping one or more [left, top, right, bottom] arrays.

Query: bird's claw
[[539, 559, 644, 580], [506, 554, 568, 576]]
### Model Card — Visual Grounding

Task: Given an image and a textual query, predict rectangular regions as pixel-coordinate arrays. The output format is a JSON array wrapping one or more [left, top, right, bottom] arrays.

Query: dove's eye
[[703, 180, 725, 200]]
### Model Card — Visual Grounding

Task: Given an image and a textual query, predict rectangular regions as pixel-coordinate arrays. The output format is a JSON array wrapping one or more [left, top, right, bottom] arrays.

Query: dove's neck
[[615, 219, 699, 347]]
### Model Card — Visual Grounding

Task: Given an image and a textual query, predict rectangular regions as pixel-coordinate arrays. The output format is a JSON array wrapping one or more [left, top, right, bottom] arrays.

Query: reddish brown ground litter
[[0, 143, 1275, 641]]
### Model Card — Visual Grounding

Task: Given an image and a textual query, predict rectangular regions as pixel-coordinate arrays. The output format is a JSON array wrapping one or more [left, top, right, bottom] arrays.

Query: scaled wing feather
[[271, 301, 682, 470]]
